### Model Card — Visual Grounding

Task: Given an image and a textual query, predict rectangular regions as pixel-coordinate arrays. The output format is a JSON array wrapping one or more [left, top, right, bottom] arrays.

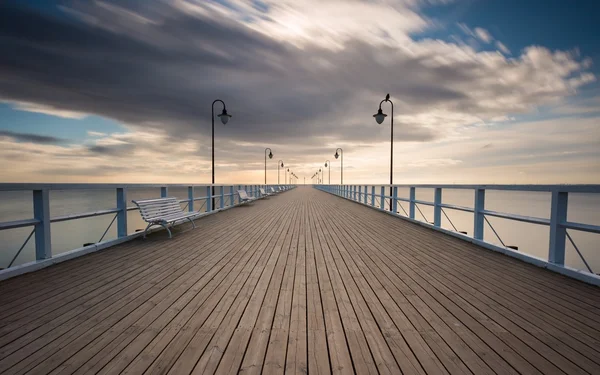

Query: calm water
[[1, 187, 599, 274]]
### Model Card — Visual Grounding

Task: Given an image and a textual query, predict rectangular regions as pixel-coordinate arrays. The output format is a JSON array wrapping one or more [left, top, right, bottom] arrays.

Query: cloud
[[0, 130, 66, 144], [87, 131, 107, 137], [2, 100, 88, 119], [495, 41, 511, 54], [0, 1, 597, 183], [474, 27, 493, 43]]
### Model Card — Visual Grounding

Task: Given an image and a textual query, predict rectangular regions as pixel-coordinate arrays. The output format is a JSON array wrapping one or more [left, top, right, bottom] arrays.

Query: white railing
[[0, 183, 294, 277], [315, 184, 600, 285]]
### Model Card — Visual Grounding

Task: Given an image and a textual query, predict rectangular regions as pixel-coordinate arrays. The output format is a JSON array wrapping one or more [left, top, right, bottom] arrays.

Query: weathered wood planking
[[0, 187, 598, 375]]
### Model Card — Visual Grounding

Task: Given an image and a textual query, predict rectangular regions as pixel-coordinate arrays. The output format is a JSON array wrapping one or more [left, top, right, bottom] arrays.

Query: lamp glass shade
[[334, 152, 339, 159], [373, 108, 387, 124], [281, 162, 284, 167], [268, 151, 273, 159], [325, 162, 328, 167], [218, 108, 231, 125]]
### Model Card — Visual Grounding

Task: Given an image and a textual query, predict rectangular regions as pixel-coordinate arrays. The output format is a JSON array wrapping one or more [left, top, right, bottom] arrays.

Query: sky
[[0, 0, 599, 185]]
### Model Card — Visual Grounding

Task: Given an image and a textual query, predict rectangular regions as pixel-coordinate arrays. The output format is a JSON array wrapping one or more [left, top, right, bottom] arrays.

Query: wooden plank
[[105, 199, 295, 375], [285, 200, 308, 375], [312, 200, 404, 374], [1, 187, 599, 375], [134, 197, 295, 375], [336, 196, 600, 363], [309, 200, 378, 375], [303, 200, 331, 375], [50, 202, 287, 375], [306, 200, 354, 374], [195, 201, 300, 374], [319, 190, 599, 375], [260, 201, 301, 375]]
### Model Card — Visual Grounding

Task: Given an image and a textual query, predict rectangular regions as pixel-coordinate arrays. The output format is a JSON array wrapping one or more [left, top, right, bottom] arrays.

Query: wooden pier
[[0, 187, 599, 374]]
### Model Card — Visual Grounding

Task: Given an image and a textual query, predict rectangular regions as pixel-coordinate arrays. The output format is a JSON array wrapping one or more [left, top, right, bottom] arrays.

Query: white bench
[[238, 190, 257, 204], [259, 188, 273, 197], [132, 197, 202, 238]]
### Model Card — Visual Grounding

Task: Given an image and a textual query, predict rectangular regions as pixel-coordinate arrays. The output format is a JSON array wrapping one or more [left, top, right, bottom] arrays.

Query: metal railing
[[316, 184, 600, 284], [0, 183, 294, 273]]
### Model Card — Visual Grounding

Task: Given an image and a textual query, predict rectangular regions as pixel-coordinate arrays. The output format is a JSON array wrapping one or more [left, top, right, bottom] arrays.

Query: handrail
[[0, 183, 295, 271], [315, 183, 600, 281]]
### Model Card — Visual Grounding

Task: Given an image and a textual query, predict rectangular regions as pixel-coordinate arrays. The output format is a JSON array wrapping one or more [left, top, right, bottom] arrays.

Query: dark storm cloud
[[0, 130, 66, 144], [0, 0, 449, 146]]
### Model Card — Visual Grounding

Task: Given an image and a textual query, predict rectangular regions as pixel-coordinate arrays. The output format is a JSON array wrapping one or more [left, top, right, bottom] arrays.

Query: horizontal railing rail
[[0, 183, 295, 272], [315, 184, 600, 284]]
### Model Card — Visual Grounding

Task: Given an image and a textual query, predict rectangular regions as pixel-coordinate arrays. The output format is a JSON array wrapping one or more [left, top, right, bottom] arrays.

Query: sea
[[0, 186, 598, 274]]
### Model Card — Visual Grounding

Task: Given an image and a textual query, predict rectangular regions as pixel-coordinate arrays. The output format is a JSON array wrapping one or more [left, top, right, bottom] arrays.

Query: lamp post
[[334, 148, 343, 184], [286, 168, 291, 184], [212, 99, 231, 209], [324, 160, 331, 185], [278, 160, 284, 184], [373, 93, 393, 211], [264, 148, 273, 184]]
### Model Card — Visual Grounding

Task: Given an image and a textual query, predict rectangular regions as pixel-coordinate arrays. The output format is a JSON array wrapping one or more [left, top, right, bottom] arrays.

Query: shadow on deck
[[0, 186, 599, 374]]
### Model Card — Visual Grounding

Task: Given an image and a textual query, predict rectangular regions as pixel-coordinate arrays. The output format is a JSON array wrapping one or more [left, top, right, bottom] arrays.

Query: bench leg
[[162, 223, 173, 239], [187, 217, 196, 229], [142, 223, 154, 239]]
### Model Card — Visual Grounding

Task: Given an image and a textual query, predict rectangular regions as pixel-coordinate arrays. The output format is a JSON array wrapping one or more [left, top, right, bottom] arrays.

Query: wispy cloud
[[0, 130, 66, 145], [3, 100, 88, 119], [474, 27, 493, 43]]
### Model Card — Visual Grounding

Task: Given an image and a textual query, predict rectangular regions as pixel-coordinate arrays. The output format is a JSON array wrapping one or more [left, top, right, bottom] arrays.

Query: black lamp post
[[286, 168, 290, 184], [373, 93, 393, 211], [278, 160, 284, 184], [334, 148, 343, 184], [324, 160, 331, 185], [212, 99, 231, 209], [264, 148, 273, 184]]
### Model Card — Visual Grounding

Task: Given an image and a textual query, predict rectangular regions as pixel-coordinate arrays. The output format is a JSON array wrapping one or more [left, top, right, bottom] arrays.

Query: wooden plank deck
[[0, 186, 599, 374]]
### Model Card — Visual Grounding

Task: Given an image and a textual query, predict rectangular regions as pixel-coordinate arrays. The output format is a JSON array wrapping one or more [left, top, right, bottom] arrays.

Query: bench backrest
[[270, 187, 277, 193], [132, 197, 183, 222], [238, 190, 250, 200], [259, 188, 267, 195]]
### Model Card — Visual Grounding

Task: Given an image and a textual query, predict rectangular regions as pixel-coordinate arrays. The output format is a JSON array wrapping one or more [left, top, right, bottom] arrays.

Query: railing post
[[549, 191, 568, 265], [409, 187, 416, 219], [188, 186, 194, 212], [206, 186, 212, 212], [371, 186, 375, 206], [364, 185, 368, 204], [116, 188, 128, 237], [474, 188, 485, 240], [220, 186, 225, 209], [380, 186, 385, 210], [33, 189, 51, 260], [358, 186, 362, 203], [354, 185, 358, 201], [434, 188, 442, 227], [161, 186, 168, 198], [230, 185, 234, 205], [392, 187, 398, 213]]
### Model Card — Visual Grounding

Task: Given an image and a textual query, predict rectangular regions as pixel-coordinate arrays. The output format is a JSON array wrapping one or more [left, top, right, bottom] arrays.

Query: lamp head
[[280, 162, 284, 168], [268, 151, 273, 159], [325, 162, 328, 167], [217, 108, 231, 125], [373, 108, 387, 124], [334, 151, 339, 159]]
